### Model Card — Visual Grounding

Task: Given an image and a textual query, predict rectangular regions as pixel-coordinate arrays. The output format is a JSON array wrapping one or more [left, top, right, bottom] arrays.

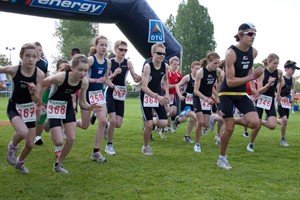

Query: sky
[[0, 0, 300, 81]]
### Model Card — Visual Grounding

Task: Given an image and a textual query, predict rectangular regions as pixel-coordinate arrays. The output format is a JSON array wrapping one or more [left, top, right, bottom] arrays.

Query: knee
[[16, 129, 28, 139], [98, 118, 107, 128], [66, 135, 75, 145], [248, 118, 261, 129], [53, 138, 64, 146], [281, 118, 288, 126], [115, 122, 122, 128]]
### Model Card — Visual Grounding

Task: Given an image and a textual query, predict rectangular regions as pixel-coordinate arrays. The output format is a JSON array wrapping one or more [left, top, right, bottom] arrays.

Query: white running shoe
[[214, 135, 221, 145], [16, 158, 29, 174], [105, 144, 116, 155], [208, 115, 216, 132], [91, 152, 107, 163], [6, 142, 17, 165], [53, 163, 69, 174], [280, 139, 289, 147], [193, 144, 201, 153], [141, 145, 153, 156], [217, 156, 232, 170], [246, 143, 255, 152]]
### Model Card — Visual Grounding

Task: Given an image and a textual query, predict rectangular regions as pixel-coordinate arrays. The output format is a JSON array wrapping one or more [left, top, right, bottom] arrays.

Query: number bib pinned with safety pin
[[113, 85, 127, 101], [89, 90, 106, 105], [185, 93, 193, 105], [200, 98, 211, 111], [143, 93, 159, 107], [16, 102, 36, 122], [256, 94, 272, 110], [47, 100, 67, 119], [280, 100, 291, 109]]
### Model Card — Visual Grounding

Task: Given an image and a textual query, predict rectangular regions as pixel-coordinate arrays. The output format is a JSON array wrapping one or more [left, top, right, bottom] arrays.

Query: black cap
[[284, 61, 300, 70]]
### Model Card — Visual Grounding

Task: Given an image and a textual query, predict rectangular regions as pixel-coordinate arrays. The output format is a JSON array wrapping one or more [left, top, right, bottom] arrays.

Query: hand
[[28, 82, 36, 95], [96, 77, 106, 83], [36, 104, 45, 121], [252, 89, 260, 101], [134, 74, 142, 82], [114, 67, 122, 76], [253, 66, 263, 79], [178, 94, 185, 101], [158, 95, 169, 106], [268, 77, 276, 85]]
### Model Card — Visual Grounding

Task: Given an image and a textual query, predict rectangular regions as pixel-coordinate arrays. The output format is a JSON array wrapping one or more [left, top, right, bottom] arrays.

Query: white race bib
[[169, 94, 175, 105], [256, 94, 272, 110], [280, 100, 291, 109], [200, 98, 211, 111], [143, 93, 159, 107], [113, 85, 127, 101], [16, 102, 36, 123], [47, 100, 67, 119], [89, 90, 106, 105], [185, 93, 193, 105]]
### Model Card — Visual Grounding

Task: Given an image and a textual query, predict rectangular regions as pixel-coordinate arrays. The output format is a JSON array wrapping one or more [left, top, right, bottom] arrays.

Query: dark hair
[[71, 48, 81, 56], [72, 54, 88, 68], [56, 59, 70, 71]]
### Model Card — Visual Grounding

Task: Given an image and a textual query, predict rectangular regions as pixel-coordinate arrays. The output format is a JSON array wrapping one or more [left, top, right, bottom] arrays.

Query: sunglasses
[[118, 48, 128, 52], [243, 32, 256, 37], [155, 52, 166, 56]]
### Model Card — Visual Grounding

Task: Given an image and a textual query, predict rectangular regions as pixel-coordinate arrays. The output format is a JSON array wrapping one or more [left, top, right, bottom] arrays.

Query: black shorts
[[48, 99, 76, 129], [220, 95, 256, 119], [7, 99, 36, 128], [277, 105, 290, 119], [140, 94, 167, 121], [106, 88, 124, 117], [193, 96, 211, 115], [255, 97, 277, 119]]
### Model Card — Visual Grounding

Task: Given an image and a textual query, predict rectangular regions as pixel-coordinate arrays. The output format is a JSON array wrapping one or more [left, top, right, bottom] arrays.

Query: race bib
[[280, 100, 291, 109], [47, 100, 67, 119], [113, 85, 127, 101], [169, 94, 175, 105], [200, 98, 211, 111], [185, 93, 193, 105], [143, 93, 159, 107], [89, 90, 106, 105], [16, 102, 36, 123], [256, 94, 272, 110]]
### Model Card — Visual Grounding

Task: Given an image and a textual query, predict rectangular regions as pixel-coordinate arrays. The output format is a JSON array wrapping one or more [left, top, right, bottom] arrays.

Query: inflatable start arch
[[0, 0, 182, 60]]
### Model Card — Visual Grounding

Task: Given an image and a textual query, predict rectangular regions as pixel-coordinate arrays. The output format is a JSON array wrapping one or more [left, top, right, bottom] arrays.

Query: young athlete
[[140, 43, 169, 155], [43, 54, 102, 174], [217, 23, 263, 169], [1, 43, 44, 173], [105, 40, 141, 155]]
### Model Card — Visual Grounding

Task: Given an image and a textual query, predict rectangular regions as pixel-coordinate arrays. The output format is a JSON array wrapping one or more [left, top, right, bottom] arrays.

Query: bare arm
[[128, 60, 141, 83], [175, 75, 189, 100]]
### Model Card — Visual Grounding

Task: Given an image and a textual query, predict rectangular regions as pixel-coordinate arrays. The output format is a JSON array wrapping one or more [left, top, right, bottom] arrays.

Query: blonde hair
[[191, 61, 201, 69], [169, 56, 180, 64], [114, 40, 127, 50], [200, 51, 220, 67], [93, 35, 108, 46], [151, 43, 166, 54], [20, 43, 38, 58]]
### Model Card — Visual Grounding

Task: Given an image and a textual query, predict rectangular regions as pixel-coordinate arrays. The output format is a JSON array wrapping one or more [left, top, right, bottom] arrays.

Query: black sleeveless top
[[281, 76, 293, 97], [111, 58, 128, 86], [262, 68, 278, 97], [199, 67, 217, 96], [142, 62, 166, 94], [220, 45, 253, 93], [11, 65, 37, 104], [49, 71, 82, 101], [185, 74, 195, 94]]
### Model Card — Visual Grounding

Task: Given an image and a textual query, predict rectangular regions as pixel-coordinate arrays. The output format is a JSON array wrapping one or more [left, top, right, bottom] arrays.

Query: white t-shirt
[[0, 73, 7, 81]]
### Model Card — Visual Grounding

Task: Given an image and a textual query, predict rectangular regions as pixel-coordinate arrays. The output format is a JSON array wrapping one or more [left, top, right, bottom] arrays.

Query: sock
[[107, 142, 112, 145], [93, 148, 99, 153]]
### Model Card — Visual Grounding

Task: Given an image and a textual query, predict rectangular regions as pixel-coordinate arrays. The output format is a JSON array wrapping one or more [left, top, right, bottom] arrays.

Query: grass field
[[0, 97, 299, 199]]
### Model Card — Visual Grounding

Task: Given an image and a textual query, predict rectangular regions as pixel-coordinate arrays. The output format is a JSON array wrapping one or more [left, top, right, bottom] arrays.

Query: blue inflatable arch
[[0, 0, 182, 61]]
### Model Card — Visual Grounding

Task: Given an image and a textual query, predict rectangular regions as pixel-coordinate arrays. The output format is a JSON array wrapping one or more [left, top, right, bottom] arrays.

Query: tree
[[165, 14, 176, 35], [0, 54, 9, 66], [54, 20, 99, 61], [173, 0, 216, 75]]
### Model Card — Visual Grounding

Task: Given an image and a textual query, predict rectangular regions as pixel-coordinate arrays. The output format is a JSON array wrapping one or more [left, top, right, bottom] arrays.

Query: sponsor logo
[[27, 0, 107, 15], [148, 19, 165, 43], [0, 0, 16, 2]]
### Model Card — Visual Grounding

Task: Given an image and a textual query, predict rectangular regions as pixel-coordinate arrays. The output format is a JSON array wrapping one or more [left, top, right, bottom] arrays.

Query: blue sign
[[148, 19, 165, 43], [28, 0, 107, 15]]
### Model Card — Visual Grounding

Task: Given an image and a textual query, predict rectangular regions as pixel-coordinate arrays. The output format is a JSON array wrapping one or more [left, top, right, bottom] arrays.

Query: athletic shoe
[[91, 152, 107, 163], [141, 145, 153, 156], [53, 163, 69, 174], [242, 132, 249, 137], [246, 143, 254, 152], [105, 144, 116, 155], [180, 106, 191, 117], [217, 156, 232, 170], [172, 116, 180, 130], [208, 115, 216, 132], [167, 127, 175, 133], [34, 136, 44, 145], [6, 142, 17, 165], [16, 158, 29, 174], [158, 128, 167, 139], [214, 135, 221, 145], [202, 127, 208, 136], [280, 139, 289, 147], [183, 136, 194, 144], [90, 112, 97, 125], [194, 144, 201, 152]]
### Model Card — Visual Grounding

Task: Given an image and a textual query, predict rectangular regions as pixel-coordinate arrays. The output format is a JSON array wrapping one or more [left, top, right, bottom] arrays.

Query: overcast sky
[[0, 0, 299, 80]]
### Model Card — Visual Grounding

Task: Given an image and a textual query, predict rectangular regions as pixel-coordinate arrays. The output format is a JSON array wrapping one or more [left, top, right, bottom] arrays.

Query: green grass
[[0, 97, 300, 199]]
